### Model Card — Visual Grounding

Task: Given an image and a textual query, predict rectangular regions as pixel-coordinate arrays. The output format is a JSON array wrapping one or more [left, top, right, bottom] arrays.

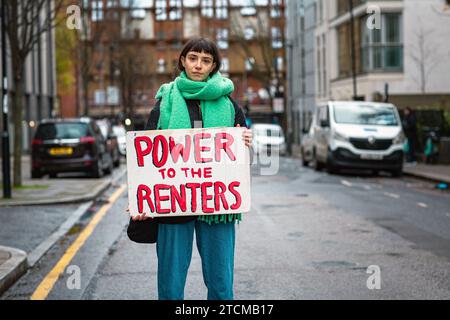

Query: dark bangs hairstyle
[[178, 38, 222, 75]]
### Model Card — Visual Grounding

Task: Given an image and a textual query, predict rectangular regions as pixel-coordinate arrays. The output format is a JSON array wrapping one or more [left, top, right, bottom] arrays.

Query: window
[[274, 56, 283, 72], [241, 6, 256, 16], [155, 0, 167, 20], [245, 57, 255, 71], [92, 0, 103, 21], [157, 58, 166, 73], [125, 0, 146, 19], [317, 0, 323, 23], [216, 0, 228, 19], [169, 0, 182, 20], [271, 27, 283, 48], [244, 27, 255, 40], [217, 28, 228, 49], [94, 89, 105, 105], [221, 57, 229, 72], [35, 123, 89, 140], [107, 0, 117, 8], [201, 0, 213, 17], [361, 13, 403, 71], [270, 0, 282, 18], [131, 8, 146, 19]]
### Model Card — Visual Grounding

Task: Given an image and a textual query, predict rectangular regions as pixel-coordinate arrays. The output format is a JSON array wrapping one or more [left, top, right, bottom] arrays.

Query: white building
[[322, 0, 450, 108]]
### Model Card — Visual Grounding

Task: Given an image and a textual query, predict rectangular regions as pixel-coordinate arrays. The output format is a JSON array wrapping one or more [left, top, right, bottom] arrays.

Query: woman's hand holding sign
[[127, 207, 151, 221], [237, 124, 252, 147]]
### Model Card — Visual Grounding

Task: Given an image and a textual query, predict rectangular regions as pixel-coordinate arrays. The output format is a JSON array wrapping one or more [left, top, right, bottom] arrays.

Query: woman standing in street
[[131, 37, 252, 300]]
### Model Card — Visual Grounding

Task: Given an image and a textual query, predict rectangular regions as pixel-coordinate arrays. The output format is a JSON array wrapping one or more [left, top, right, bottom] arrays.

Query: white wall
[[402, 0, 450, 94], [330, 0, 450, 101]]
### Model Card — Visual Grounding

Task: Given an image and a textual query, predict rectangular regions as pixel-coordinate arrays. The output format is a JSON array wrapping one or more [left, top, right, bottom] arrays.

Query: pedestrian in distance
[[127, 37, 252, 300], [402, 106, 418, 164]]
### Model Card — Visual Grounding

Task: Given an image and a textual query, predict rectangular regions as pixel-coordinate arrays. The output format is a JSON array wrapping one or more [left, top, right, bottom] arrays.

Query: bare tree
[[116, 43, 152, 119], [409, 22, 441, 93], [114, 2, 154, 120], [78, 0, 106, 116], [4, 0, 64, 187], [229, 0, 284, 105]]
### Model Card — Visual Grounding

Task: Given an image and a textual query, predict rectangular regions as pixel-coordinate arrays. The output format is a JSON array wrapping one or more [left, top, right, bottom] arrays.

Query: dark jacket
[[144, 96, 247, 224], [402, 112, 417, 139]]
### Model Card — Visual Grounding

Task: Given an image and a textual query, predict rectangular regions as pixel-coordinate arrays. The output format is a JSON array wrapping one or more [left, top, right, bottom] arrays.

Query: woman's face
[[181, 51, 216, 81]]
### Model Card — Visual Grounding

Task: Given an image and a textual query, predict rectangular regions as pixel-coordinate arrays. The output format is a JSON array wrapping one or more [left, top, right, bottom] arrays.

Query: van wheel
[[302, 158, 309, 167], [326, 154, 338, 174], [326, 163, 338, 174], [301, 148, 309, 167], [391, 168, 403, 178], [314, 159, 323, 171]]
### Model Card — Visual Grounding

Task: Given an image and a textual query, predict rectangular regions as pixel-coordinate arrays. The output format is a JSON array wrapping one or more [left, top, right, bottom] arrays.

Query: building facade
[[78, 0, 287, 129], [286, 0, 317, 153], [286, 0, 450, 153], [324, 0, 450, 107], [1, 1, 57, 153]]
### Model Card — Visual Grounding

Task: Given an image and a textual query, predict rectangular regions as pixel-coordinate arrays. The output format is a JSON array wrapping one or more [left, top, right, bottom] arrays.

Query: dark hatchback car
[[31, 118, 114, 178]]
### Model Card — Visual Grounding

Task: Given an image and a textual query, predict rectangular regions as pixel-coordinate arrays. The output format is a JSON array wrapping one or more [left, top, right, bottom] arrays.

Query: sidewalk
[[0, 155, 116, 206], [403, 163, 450, 184], [0, 155, 126, 297], [0, 246, 27, 296]]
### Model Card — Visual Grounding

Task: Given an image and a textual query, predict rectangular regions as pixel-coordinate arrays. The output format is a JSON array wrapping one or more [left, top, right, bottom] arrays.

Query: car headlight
[[393, 131, 406, 145], [333, 131, 348, 142]]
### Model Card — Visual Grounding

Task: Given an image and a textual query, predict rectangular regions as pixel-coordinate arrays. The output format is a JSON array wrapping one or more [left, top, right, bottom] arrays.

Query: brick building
[[66, 0, 286, 129]]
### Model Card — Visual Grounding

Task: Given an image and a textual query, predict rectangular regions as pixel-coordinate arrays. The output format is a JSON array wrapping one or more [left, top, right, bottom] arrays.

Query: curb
[[403, 169, 450, 185], [0, 246, 28, 297]]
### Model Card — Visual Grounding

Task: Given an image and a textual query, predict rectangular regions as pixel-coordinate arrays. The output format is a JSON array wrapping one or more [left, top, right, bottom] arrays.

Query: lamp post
[[286, 40, 294, 156], [1, 0, 11, 198], [348, 0, 358, 100], [109, 42, 115, 118]]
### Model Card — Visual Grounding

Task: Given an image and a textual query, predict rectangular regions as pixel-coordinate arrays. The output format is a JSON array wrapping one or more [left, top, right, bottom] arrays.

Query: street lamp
[[1, 0, 12, 198], [348, 0, 358, 100], [286, 40, 294, 156], [109, 42, 116, 118]]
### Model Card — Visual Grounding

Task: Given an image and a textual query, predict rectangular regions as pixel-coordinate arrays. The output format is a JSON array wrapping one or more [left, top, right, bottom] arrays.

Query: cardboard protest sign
[[126, 127, 251, 218]]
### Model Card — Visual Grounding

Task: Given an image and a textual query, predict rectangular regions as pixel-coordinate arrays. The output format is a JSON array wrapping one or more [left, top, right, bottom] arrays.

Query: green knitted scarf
[[155, 71, 242, 225]]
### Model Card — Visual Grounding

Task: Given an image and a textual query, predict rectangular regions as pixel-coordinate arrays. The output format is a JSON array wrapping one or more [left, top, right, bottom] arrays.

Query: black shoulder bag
[[127, 217, 158, 244]]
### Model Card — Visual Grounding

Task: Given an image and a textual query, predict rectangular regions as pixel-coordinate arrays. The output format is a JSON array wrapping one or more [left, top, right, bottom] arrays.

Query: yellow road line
[[31, 184, 127, 300]]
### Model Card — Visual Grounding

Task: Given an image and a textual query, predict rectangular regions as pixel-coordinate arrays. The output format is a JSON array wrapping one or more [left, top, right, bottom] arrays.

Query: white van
[[311, 101, 405, 176]]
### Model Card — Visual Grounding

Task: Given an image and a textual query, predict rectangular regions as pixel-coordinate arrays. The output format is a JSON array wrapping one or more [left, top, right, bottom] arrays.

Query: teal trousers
[[156, 220, 236, 300]]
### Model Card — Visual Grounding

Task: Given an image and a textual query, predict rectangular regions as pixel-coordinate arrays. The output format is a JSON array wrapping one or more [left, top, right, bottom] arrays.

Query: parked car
[[96, 119, 121, 167], [31, 118, 114, 178], [301, 118, 315, 167], [112, 125, 127, 157], [310, 101, 405, 176], [251, 123, 287, 156]]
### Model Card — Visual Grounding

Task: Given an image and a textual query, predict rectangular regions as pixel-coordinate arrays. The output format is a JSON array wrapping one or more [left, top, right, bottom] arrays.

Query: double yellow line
[[31, 184, 127, 300]]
